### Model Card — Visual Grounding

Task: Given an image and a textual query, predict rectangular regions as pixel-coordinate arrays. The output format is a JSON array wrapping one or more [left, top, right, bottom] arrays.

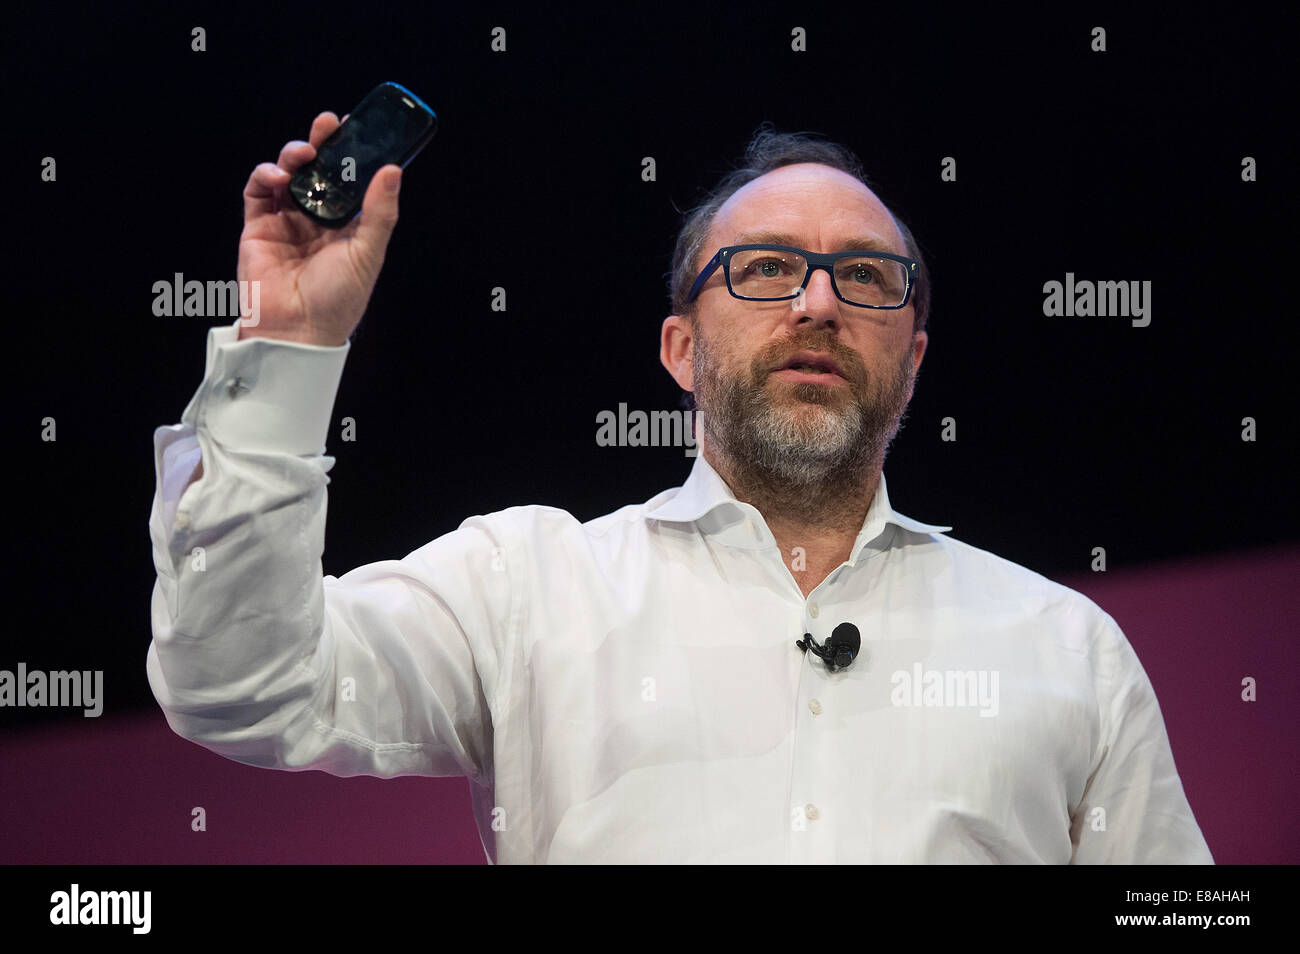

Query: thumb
[[354, 164, 402, 257]]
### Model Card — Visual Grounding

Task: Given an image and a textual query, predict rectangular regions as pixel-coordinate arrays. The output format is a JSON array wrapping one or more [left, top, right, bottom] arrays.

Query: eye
[[742, 258, 794, 279]]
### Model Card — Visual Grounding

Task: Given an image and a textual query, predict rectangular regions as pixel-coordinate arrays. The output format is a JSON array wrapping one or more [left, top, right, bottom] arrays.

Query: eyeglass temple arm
[[685, 250, 724, 304]]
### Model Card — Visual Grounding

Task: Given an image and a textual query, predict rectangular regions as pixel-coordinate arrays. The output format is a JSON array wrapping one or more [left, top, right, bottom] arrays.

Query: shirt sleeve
[[146, 321, 510, 785], [1068, 608, 1214, 863]]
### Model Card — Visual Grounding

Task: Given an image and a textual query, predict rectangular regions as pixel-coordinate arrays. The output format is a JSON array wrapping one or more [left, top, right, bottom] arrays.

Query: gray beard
[[692, 332, 916, 526]]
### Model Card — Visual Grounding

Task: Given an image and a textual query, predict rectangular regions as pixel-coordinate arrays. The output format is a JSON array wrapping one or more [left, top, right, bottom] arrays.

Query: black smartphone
[[289, 82, 437, 228]]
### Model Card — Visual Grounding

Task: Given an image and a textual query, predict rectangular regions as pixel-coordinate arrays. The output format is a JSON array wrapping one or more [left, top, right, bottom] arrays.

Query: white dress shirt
[[147, 322, 1214, 864]]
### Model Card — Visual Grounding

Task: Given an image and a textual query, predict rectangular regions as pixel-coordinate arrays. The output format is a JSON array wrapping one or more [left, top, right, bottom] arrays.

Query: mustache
[[752, 334, 867, 386]]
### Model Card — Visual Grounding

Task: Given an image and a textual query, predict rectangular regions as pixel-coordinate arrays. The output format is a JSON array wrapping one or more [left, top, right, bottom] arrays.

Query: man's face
[[663, 163, 927, 485]]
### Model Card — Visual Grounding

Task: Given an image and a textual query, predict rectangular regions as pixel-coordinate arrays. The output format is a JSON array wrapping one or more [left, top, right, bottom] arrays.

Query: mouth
[[771, 351, 846, 384]]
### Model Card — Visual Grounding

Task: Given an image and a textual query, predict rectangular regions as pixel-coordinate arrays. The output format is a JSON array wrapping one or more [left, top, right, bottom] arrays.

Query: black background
[[4, 0, 1295, 728]]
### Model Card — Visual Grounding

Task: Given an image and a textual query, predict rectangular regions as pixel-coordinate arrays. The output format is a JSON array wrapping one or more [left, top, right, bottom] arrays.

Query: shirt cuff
[[181, 318, 351, 456]]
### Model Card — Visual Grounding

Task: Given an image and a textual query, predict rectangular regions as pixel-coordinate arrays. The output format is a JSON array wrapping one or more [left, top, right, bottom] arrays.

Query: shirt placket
[[785, 575, 857, 863]]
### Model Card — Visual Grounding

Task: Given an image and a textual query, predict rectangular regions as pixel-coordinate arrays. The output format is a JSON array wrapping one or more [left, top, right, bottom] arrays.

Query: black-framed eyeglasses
[[686, 243, 920, 309]]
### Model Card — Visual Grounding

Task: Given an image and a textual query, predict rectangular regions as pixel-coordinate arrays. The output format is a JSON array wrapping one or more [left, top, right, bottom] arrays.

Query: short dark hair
[[667, 122, 931, 336]]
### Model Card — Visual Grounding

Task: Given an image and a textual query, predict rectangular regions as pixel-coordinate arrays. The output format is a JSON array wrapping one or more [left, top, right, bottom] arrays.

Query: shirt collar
[[644, 453, 952, 556]]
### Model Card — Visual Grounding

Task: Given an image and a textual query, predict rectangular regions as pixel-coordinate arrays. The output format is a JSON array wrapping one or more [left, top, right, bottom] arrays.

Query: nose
[[792, 265, 841, 328]]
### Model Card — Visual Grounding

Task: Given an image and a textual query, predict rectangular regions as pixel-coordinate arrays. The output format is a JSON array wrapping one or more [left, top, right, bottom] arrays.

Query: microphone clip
[[796, 631, 856, 673]]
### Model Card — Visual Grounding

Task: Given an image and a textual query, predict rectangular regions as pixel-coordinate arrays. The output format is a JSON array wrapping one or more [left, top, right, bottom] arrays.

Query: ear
[[911, 330, 928, 376], [660, 313, 695, 394]]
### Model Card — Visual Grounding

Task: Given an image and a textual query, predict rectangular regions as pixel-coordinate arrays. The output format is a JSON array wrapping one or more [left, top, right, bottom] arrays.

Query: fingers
[[275, 138, 315, 171], [241, 142, 312, 223], [241, 111, 358, 224], [241, 141, 313, 222], [243, 111, 337, 222], [308, 111, 340, 150], [243, 161, 290, 219], [352, 164, 402, 263]]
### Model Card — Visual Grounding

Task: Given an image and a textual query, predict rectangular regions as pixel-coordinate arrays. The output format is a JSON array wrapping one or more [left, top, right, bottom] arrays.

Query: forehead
[[707, 162, 905, 255]]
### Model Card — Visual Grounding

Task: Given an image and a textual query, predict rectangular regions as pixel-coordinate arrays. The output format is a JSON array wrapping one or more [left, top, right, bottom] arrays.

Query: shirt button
[[808, 602, 819, 618], [804, 803, 820, 821], [808, 699, 823, 716], [225, 377, 250, 398], [174, 511, 190, 530], [743, 519, 756, 537]]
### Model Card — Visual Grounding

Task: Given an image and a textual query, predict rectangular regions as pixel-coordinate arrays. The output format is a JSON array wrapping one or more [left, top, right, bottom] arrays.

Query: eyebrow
[[732, 230, 901, 256]]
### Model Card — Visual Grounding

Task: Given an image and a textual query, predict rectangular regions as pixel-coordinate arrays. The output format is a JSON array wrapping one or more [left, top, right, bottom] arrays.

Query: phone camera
[[305, 178, 331, 205]]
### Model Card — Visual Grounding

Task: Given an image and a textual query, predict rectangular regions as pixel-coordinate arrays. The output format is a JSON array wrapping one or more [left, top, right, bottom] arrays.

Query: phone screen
[[290, 82, 437, 227]]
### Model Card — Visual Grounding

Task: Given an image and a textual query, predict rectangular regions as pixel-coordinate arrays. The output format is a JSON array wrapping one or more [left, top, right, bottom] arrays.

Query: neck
[[699, 428, 882, 594], [707, 447, 880, 535]]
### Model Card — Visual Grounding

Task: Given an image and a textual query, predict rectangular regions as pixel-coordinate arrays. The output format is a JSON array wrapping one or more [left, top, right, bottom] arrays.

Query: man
[[148, 115, 1213, 864]]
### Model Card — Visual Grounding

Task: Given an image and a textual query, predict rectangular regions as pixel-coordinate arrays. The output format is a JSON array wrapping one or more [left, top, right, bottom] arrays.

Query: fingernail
[[387, 172, 401, 194]]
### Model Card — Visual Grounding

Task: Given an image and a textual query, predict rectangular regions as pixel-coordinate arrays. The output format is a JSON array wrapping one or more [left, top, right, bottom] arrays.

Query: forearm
[[147, 322, 351, 769], [146, 322, 500, 782]]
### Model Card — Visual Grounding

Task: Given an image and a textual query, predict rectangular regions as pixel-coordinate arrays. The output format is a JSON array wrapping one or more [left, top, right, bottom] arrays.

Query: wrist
[[237, 325, 348, 347]]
